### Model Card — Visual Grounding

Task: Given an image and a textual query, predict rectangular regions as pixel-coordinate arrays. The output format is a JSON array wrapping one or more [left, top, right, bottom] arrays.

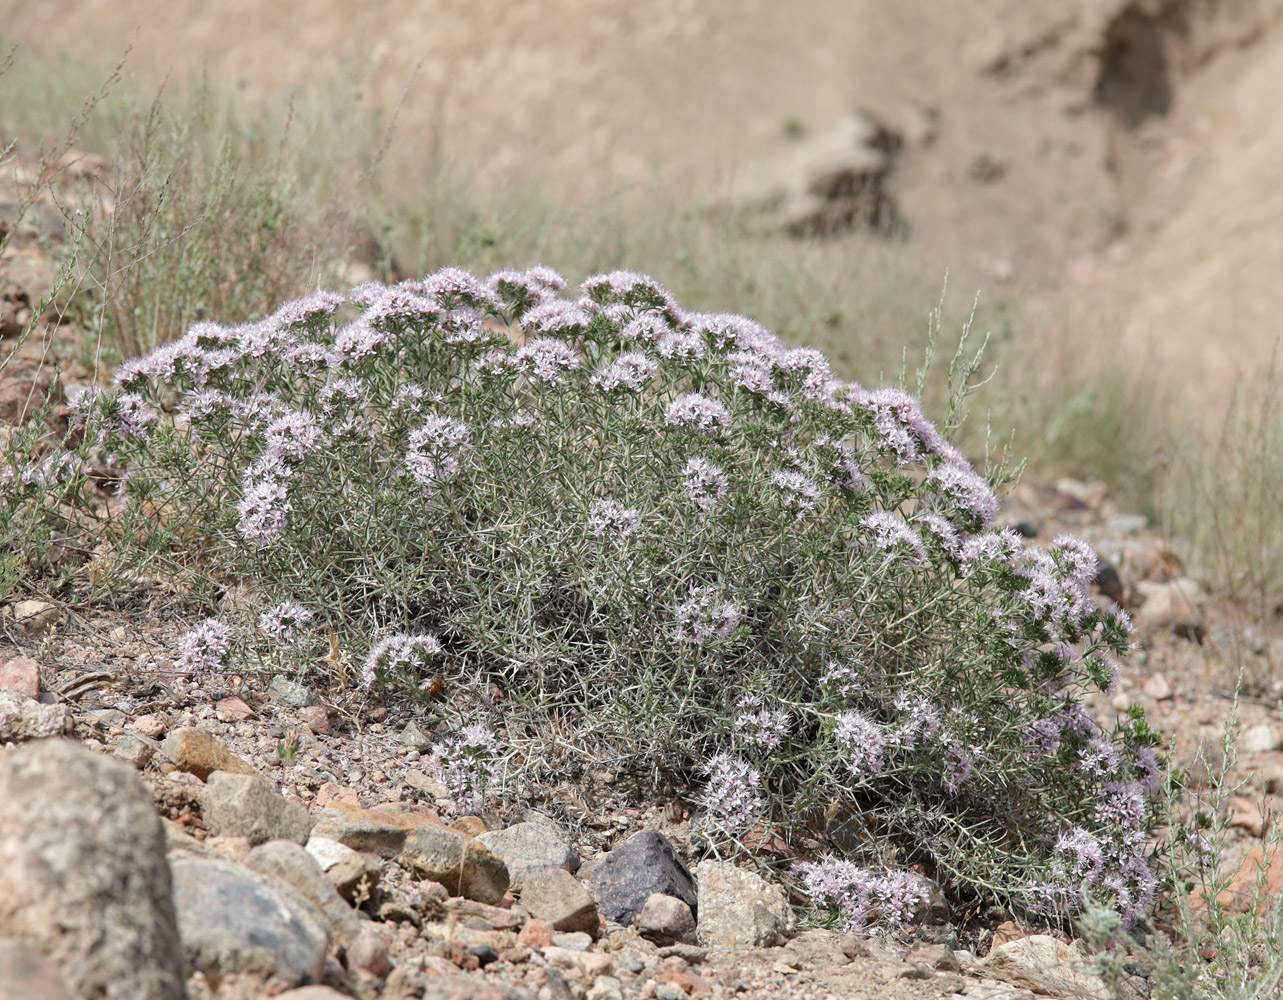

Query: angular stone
[[0, 739, 186, 1000], [477, 820, 578, 889], [0, 656, 40, 699], [215, 695, 258, 721], [1241, 723, 1281, 755], [399, 721, 432, 749], [1134, 578, 1205, 637], [246, 840, 361, 946], [160, 727, 261, 781], [694, 860, 794, 948], [170, 856, 329, 985], [305, 835, 383, 904], [311, 803, 508, 903], [11, 600, 62, 634], [346, 923, 392, 977], [268, 675, 316, 708], [298, 705, 333, 735], [0, 690, 69, 742], [111, 732, 155, 769], [520, 867, 599, 934], [202, 770, 312, 845], [637, 892, 696, 946], [978, 935, 1112, 999], [588, 831, 696, 927]]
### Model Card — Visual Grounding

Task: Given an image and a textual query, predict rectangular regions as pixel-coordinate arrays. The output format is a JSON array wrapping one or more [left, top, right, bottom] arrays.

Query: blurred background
[[4, 0, 1283, 618]]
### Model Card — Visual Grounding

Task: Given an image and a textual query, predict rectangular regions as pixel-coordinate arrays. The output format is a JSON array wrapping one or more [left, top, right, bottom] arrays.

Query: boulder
[[694, 860, 793, 948], [245, 840, 361, 946], [160, 727, 261, 781], [588, 831, 696, 927], [170, 855, 329, 986], [477, 819, 578, 889], [519, 867, 599, 935], [0, 689, 69, 742], [201, 770, 313, 845], [0, 739, 186, 1000]]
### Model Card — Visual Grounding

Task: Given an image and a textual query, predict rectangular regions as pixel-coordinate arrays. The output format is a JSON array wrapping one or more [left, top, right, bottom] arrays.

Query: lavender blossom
[[427, 723, 503, 815], [334, 320, 389, 362], [405, 415, 471, 490], [699, 753, 765, 831], [682, 456, 729, 516], [858, 387, 964, 468], [780, 347, 836, 401], [891, 693, 942, 747], [588, 499, 641, 538], [258, 600, 314, 647], [487, 267, 565, 314], [770, 469, 822, 518], [581, 270, 675, 311], [422, 267, 494, 309], [1078, 737, 1123, 777], [926, 461, 999, 528], [1095, 780, 1147, 828], [176, 618, 232, 680], [19, 450, 89, 490], [236, 469, 291, 546], [284, 341, 338, 375], [914, 512, 962, 558], [269, 290, 346, 331], [733, 694, 792, 750], [264, 410, 320, 464], [959, 529, 1025, 571], [794, 855, 930, 932], [820, 660, 863, 699], [834, 709, 886, 779], [860, 510, 928, 562], [657, 329, 706, 361], [1055, 827, 1104, 881], [665, 393, 730, 433], [515, 336, 581, 384], [590, 352, 658, 393], [521, 301, 591, 335], [675, 586, 742, 645], [620, 313, 671, 344], [360, 632, 443, 689], [726, 351, 776, 395]]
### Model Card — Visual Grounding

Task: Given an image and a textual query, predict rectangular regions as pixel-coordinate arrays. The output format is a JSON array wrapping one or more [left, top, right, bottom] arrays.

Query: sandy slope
[[7, 0, 1283, 424]]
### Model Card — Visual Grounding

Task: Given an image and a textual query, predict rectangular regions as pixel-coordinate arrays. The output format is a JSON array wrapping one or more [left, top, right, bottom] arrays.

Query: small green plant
[[276, 728, 301, 767], [6, 267, 1162, 930]]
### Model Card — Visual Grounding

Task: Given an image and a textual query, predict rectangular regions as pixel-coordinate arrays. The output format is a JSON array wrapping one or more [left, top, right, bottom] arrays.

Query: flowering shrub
[[4, 266, 1163, 928]]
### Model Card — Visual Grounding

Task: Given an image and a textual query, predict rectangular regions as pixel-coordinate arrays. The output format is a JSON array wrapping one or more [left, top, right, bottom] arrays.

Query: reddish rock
[[215, 696, 258, 722], [989, 920, 1030, 953], [1216, 843, 1283, 915], [908, 944, 962, 972], [315, 783, 361, 809], [0, 656, 40, 700], [345, 924, 391, 978], [297, 705, 332, 735], [159, 728, 262, 781], [656, 970, 712, 995], [517, 918, 554, 949], [131, 714, 167, 739], [1228, 796, 1266, 838]]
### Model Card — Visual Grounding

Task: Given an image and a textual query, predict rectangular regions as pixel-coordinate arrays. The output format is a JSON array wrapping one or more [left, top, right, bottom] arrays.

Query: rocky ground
[[2, 467, 1282, 1000]]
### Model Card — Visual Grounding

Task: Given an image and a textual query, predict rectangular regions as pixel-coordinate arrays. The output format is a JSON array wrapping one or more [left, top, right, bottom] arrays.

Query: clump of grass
[[5, 266, 1164, 931]]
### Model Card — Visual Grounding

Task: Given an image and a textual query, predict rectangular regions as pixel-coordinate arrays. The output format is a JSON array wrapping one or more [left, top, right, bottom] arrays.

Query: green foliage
[[8, 268, 1163, 927]]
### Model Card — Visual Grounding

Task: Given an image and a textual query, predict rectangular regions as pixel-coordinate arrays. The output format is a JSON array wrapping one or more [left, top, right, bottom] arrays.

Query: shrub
[[3, 266, 1163, 928]]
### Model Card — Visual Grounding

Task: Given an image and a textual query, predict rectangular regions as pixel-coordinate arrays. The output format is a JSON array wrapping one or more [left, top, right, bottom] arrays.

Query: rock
[[788, 927, 862, 965], [520, 867, 599, 935], [274, 989, 351, 1000], [477, 820, 578, 889], [246, 840, 361, 946], [305, 836, 383, 903], [518, 918, 555, 949], [215, 695, 258, 721], [0, 739, 186, 1000], [1228, 796, 1266, 837], [0, 363, 66, 435], [1093, 557, 1125, 605], [202, 771, 312, 845], [551, 931, 595, 951], [909, 943, 962, 972], [587, 975, 625, 1000], [298, 705, 333, 735], [1216, 842, 1283, 915], [979, 935, 1114, 999], [11, 600, 62, 635], [112, 732, 156, 769], [131, 713, 167, 738], [170, 856, 329, 986], [345, 923, 392, 977], [636, 893, 697, 947], [399, 721, 432, 749], [445, 897, 526, 930], [1141, 673, 1172, 700], [1133, 578, 1206, 640], [989, 920, 1030, 952], [160, 727, 261, 781], [0, 938, 77, 1000], [589, 831, 697, 927], [0, 689, 69, 741], [694, 860, 793, 948], [268, 675, 316, 708], [0, 656, 40, 699], [310, 802, 508, 903], [1240, 723, 1281, 755]]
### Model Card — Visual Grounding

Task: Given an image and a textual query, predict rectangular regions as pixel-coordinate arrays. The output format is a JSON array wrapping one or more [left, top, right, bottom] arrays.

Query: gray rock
[[1134, 578, 1206, 638], [311, 804, 508, 903], [694, 860, 793, 948], [170, 855, 329, 985], [11, 600, 62, 634], [588, 831, 696, 927], [520, 867, 599, 934], [0, 739, 186, 1000], [202, 770, 313, 845], [345, 924, 392, 977], [399, 721, 432, 750], [477, 820, 578, 889], [979, 935, 1120, 999], [1241, 723, 1281, 755], [0, 689, 70, 742], [305, 835, 383, 904], [246, 840, 361, 947], [268, 675, 317, 707], [111, 732, 155, 770], [0, 937, 78, 1000], [637, 893, 696, 946]]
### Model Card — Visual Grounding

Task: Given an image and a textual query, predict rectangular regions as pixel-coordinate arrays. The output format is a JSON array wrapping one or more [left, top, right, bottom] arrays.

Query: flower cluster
[[588, 499, 641, 538], [176, 619, 232, 680], [674, 586, 742, 645], [794, 855, 931, 932], [699, 752, 765, 831], [427, 723, 504, 815], [360, 633, 443, 689], [733, 694, 792, 750], [258, 600, 314, 648]]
